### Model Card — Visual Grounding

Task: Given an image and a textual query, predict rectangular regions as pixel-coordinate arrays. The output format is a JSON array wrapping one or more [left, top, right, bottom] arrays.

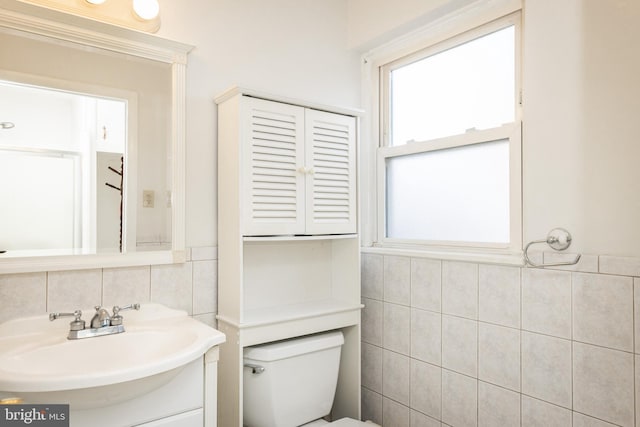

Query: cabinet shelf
[[218, 299, 362, 347], [222, 299, 362, 328]]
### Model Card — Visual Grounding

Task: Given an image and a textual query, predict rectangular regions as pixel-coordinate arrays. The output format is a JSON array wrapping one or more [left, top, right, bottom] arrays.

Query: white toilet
[[243, 330, 375, 427]]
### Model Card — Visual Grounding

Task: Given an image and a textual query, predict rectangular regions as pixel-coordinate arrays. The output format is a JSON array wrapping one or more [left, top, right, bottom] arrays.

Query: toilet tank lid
[[244, 330, 344, 362]]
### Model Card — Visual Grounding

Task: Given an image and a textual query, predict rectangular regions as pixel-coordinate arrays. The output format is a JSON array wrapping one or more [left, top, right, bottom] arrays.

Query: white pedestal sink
[[0, 303, 225, 426]]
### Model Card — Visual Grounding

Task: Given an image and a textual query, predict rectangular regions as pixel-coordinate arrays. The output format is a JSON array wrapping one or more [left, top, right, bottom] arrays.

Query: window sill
[[362, 244, 524, 266]]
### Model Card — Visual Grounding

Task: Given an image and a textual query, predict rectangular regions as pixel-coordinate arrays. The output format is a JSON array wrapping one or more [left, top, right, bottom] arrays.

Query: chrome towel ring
[[523, 228, 582, 267]]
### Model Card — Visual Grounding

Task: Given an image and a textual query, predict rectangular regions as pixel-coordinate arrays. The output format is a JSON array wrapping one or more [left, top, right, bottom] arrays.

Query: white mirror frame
[[0, 0, 193, 273]]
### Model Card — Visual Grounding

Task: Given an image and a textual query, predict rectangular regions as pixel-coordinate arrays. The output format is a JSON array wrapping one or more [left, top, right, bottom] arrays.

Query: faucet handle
[[112, 303, 141, 315], [49, 310, 85, 331], [111, 303, 140, 326]]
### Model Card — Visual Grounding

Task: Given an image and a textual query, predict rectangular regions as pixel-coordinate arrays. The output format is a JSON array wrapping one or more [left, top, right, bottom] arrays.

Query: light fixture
[[18, 0, 161, 32], [132, 0, 159, 21]]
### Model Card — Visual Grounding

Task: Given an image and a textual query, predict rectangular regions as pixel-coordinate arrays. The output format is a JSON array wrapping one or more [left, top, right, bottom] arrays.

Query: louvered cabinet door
[[304, 109, 357, 235], [242, 98, 306, 236]]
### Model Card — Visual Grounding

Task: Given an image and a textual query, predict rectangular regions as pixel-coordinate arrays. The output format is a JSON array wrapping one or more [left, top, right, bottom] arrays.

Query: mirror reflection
[[0, 81, 128, 254], [0, 27, 174, 258]]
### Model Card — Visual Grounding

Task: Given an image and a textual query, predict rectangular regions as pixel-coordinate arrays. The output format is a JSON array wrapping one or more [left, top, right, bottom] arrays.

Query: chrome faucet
[[50, 303, 140, 340], [91, 306, 111, 328]]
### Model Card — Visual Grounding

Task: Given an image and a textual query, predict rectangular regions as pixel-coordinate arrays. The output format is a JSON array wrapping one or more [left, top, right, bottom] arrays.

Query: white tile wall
[[442, 315, 478, 377], [361, 251, 640, 426], [102, 265, 151, 307], [478, 264, 520, 328], [192, 260, 218, 315], [47, 269, 102, 312], [410, 410, 441, 427], [383, 397, 410, 427], [362, 342, 383, 393], [383, 302, 410, 355], [599, 255, 640, 276], [572, 412, 619, 427], [362, 386, 383, 425], [521, 268, 572, 339], [521, 331, 572, 408], [0, 272, 46, 324], [442, 261, 478, 319], [0, 247, 219, 328], [383, 349, 410, 405], [362, 297, 383, 346], [151, 262, 194, 314], [478, 322, 520, 392], [411, 308, 441, 365], [635, 279, 640, 354], [411, 258, 441, 312], [572, 272, 633, 352], [521, 396, 571, 427], [384, 255, 411, 305], [477, 381, 520, 427], [572, 342, 634, 427], [442, 370, 477, 427], [410, 359, 441, 420], [5, 247, 640, 427], [362, 253, 384, 300]]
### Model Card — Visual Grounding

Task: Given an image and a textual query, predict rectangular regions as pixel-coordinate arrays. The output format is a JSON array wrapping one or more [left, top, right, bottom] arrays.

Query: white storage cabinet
[[215, 87, 362, 427], [236, 94, 356, 236]]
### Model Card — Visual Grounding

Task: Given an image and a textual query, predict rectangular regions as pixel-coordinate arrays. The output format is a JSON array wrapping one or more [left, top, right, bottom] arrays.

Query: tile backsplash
[[4, 245, 639, 426], [361, 251, 640, 427], [0, 247, 218, 327]]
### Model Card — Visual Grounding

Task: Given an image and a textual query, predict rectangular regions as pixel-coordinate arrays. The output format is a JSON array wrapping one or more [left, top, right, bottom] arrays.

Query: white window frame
[[362, 7, 523, 262]]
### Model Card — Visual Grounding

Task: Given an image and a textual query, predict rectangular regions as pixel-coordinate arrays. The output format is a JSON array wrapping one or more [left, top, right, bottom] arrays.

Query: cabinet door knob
[[297, 167, 315, 175]]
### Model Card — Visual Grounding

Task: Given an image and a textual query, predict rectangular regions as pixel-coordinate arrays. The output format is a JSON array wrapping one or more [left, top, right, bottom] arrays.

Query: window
[[378, 13, 521, 251]]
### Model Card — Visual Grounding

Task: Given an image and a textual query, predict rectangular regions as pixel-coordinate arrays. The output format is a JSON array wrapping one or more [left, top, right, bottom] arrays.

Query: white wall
[[523, 0, 640, 257], [156, 0, 361, 249], [351, 0, 640, 258]]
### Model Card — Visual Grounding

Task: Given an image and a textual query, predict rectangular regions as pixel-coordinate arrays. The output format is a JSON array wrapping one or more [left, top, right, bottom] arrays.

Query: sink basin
[[0, 303, 225, 409]]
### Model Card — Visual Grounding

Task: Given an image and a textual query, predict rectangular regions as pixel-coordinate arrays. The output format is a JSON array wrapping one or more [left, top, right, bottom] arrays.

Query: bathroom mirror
[[0, 0, 192, 273], [0, 77, 136, 255]]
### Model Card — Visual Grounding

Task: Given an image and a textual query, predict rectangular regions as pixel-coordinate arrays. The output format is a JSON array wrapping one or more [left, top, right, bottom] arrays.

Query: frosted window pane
[[391, 26, 514, 145], [386, 140, 509, 243]]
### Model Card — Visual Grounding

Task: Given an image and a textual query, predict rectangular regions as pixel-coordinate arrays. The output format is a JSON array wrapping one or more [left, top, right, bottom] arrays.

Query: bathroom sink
[[0, 303, 225, 408]]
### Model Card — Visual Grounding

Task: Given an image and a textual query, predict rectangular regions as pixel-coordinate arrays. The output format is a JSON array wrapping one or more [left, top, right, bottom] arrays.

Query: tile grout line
[[570, 270, 574, 420], [519, 266, 523, 427], [381, 255, 385, 426], [476, 262, 479, 427], [440, 260, 444, 425], [634, 278, 637, 427]]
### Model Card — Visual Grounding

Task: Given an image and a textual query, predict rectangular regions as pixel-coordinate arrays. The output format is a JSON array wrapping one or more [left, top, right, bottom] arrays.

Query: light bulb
[[85, 0, 107, 4], [132, 0, 160, 21]]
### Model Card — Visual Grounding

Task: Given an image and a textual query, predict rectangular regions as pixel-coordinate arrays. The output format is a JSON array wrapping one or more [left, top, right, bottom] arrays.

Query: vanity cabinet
[[215, 87, 362, 427], [71, 349, 220, 427]]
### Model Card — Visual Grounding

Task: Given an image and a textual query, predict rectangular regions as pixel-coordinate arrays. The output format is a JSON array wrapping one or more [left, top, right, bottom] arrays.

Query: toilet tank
[[243, 330, 344, 427]]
